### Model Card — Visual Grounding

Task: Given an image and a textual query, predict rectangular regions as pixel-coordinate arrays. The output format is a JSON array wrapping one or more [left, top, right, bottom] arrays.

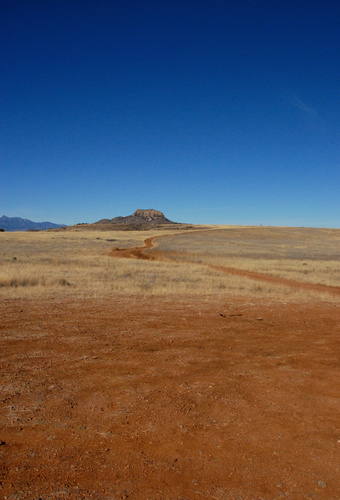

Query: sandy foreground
[[1, 294, 339, 499]]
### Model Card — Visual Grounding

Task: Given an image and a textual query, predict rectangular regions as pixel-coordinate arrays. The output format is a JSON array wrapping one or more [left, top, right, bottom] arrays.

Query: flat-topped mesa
[[95, 209, 176, 225], [133, 209, 170, 223]]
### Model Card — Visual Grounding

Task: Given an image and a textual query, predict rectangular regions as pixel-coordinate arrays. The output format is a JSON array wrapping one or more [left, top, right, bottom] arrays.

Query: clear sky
[[1, 0, 340, 227]]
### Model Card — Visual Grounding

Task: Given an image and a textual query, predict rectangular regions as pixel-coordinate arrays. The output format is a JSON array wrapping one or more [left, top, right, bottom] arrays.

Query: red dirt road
[[1, 295, 339, 499]]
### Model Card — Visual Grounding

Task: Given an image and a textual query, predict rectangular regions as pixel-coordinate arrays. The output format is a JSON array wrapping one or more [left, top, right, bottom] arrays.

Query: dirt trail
[[210, 264, 340, 295], [109, 235, 165, 260], [110, 233, 340, 296]]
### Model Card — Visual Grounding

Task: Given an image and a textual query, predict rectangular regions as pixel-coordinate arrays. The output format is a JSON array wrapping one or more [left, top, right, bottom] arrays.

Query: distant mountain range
[[0, 215, 66, 232]]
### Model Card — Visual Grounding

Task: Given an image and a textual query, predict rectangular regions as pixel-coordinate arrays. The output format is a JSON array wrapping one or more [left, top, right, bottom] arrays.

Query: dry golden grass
[[0, 226, 339, 302], [156, 226, 340, 287]]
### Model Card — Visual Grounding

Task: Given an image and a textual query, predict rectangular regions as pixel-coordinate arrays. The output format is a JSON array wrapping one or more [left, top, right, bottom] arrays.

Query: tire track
[[110, 233, 340, 296]]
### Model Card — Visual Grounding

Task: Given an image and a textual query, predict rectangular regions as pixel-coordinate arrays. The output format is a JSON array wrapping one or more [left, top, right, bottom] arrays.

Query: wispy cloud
[[291, 94, 317, 116], [285, 89, 318, 117]]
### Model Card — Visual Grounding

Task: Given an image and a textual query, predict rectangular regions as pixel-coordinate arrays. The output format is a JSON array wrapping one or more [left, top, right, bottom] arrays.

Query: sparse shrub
[[59, 279, 71, 286]]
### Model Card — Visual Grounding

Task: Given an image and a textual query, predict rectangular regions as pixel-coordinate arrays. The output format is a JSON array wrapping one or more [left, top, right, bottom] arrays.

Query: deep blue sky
[[1, 0, 340, 226]]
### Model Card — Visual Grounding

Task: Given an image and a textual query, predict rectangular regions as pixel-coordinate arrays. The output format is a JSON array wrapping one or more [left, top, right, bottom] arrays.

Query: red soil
[[1, 295, 339, 499]]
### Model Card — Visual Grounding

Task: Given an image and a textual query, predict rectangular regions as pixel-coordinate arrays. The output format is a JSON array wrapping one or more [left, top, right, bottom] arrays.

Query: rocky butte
[[96, 209, 176, 226]]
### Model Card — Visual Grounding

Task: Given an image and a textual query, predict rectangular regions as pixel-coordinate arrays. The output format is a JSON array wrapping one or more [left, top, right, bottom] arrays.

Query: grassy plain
[[155, 226, 340, 289], [0, 225, 339, 302]]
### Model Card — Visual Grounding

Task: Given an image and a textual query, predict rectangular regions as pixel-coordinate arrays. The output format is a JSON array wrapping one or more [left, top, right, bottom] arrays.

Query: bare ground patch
[[1, 296, 339, 499]]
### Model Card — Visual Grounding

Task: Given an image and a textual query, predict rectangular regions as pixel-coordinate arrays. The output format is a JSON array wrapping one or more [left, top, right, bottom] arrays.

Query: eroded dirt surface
[[1, 295, 340, 499]]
